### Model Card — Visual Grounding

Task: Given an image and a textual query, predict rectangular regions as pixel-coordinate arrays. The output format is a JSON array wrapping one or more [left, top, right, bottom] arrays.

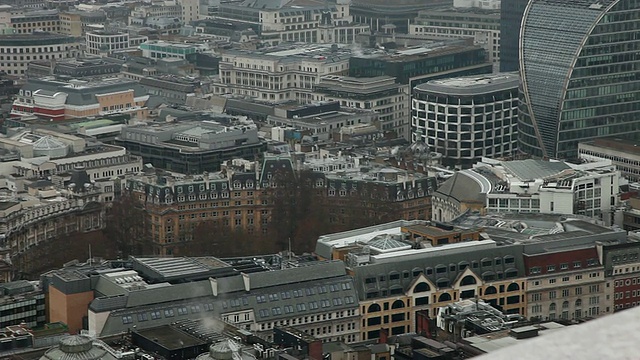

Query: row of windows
[[529, 260, 598, 274], [256, 283, 352, 304], [121, 303, 214, 324], [257, 297, 356, 318]]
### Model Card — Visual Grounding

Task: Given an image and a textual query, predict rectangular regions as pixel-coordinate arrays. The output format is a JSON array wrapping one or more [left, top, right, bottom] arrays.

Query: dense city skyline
[[0, 0, 638, 359]]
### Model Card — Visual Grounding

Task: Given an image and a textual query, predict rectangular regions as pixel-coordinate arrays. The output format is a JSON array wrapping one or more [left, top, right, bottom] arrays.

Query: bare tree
[[104, 193, 150, 258]]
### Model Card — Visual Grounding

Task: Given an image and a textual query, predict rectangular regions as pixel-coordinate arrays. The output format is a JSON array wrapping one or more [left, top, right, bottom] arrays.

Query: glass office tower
[[518, 0, 640, 159]]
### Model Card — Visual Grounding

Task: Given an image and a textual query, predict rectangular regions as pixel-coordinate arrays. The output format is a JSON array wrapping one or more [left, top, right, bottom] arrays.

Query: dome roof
[[40, 335, 118, 360], [196, 340, 243, 360]]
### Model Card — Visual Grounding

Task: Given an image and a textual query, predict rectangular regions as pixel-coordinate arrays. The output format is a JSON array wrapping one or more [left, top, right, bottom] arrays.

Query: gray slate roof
[[352, 243, 525, 301], [434, 171, 484, 203], [91, 261, 358, 336]]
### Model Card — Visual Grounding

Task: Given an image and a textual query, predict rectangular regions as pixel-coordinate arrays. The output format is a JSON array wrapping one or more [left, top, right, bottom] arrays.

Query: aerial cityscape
[[0, 0, 638, 358]]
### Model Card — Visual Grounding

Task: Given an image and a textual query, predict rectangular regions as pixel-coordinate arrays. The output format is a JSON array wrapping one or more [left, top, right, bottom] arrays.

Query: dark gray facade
[[499, 0, 528, 72]]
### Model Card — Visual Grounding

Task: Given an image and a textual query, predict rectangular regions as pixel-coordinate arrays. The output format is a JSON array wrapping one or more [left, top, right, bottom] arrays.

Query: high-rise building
[[518, 0, 640, 160], [499, 0, 527, 72]]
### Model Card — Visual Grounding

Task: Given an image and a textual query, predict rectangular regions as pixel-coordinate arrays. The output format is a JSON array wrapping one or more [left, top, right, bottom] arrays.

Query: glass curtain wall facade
[[499, 0, 528, 72], [518, 0, 640, 160]]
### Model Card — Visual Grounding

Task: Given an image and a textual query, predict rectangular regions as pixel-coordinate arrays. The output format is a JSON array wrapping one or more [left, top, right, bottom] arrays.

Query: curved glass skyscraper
[[518, 0, 640, 159]]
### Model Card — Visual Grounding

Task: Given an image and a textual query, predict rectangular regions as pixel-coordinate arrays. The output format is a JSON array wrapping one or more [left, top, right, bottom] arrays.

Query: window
[[191, 305, 201, 313], [177, 307, 188, 315], [150, 311, 161, 320], [137, 313, 148, 322], [204, 303, 214, 311], [257, 295, 267, 303], [548, 265, 556, 272], [122, 315, 133, 324], [164, 309, 175, 317]]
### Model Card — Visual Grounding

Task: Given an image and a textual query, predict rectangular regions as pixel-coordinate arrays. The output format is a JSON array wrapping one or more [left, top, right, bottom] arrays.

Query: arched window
[[460, 275, 477, 286], [368, 303, 381, 313], [507, 283, 520, 292], [549, 303, 556, 312], [485, 286, 497, 295], [438, 293, 452, 302], [392, 300, 405, 309], [575, 299, 582, 307], [562, 301, 569, 309], [414, 282, 431, 293]]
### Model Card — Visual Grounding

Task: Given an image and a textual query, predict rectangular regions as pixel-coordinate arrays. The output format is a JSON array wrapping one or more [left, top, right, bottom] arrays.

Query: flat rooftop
[[580, 137, 640, 155], [134, 325, 206, 350], [415, 72, 519, 96], [404, 223, 477, 237]]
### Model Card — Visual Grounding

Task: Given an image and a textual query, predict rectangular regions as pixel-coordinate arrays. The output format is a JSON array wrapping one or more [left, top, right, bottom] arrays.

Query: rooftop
[[579, 137, 640, 155], [225, 43, 351, 62], [352, 41, 481, 62], [414, 72, 519, 96], [134, 325, 207, 350], [501, 159, 572, 181], [475, 306, 640, 360]]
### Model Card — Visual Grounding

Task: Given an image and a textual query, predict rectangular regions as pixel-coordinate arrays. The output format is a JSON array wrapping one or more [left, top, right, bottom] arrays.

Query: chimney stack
[[242, 273, 250, 292]]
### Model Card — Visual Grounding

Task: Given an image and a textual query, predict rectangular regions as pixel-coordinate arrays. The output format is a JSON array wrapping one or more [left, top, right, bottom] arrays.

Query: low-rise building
[[1, 8, 60, 34], [213, 43, 351, 104], [45, 256, 361, 343], [348, 41, 492, 89], [579, 137, 640, 183], [0, 33, 81, 77], [11, 77, 152, 120], [116, 115, 266, 174], [26, 57, 123, 79], [216, 0, 367, 46], [265, 102, 378, 141], [139, 40, 208, 60], [600, 241, 640, 312], [0, 168, 107, 269], [129, 1, 182, 21], [313, 75, 410, 139], [58, 10, 106, 37], [315, 213, 625, 341], [0, 280, 45, 328], [432, 158, 621, 225], [409, 8, 501, 65], [85, 30, 147, 57]]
